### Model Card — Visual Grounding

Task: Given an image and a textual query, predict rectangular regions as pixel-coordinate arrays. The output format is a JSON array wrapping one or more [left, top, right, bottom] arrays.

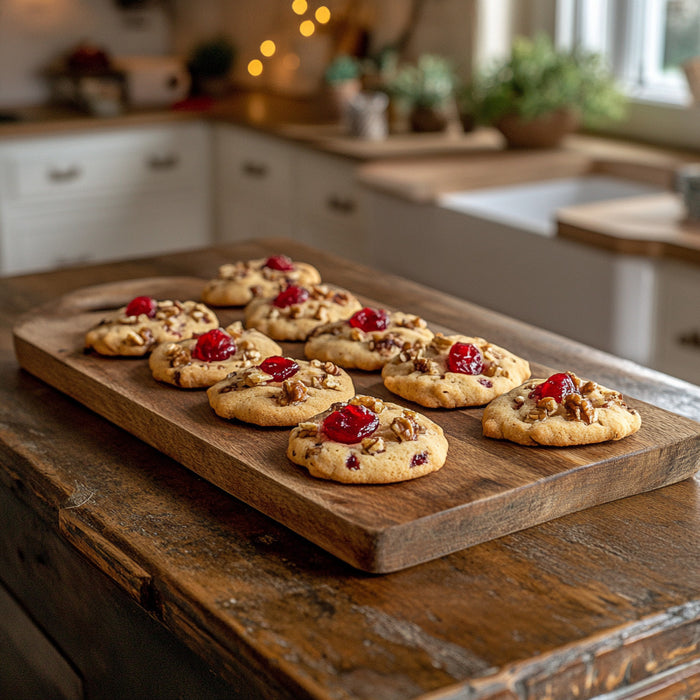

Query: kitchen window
[[556, 0, 700, 148]]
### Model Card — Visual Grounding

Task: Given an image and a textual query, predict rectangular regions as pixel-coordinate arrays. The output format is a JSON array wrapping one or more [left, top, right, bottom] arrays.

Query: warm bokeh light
[[315, 6, 331, 23], [260, 40, 276, 57], [291, 0, 307, 15], [282, 52, 300, 71], [247, 59, 263, 76], [299, 19, 315, 36]]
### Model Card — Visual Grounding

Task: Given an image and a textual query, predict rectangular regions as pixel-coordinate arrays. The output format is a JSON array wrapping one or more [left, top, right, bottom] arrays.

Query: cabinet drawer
[[215, 125, 295, 204], [1, 124, 208, 202]]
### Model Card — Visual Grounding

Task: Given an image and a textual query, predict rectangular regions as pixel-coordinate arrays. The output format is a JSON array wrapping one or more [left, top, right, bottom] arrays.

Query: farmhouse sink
[[438, 174, 663, 236]]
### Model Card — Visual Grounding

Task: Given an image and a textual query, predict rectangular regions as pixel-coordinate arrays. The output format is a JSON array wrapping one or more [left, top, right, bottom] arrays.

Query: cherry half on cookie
[[264, 255, 295, 271], [191, 328, 236, 362], [322, 404, 379, 444], [348, 307, 390, 332], [259, 356, 299, 381], [273, 285, 310, 308], [125, 295, 157, 318], [447, 342, 484, 375], [529, 372, 579, 403]]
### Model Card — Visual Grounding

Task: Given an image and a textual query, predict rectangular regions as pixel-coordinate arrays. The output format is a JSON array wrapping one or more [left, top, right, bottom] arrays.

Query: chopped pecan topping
[[165, 343, 190, 367], [296, 422, 319, 438], [361, 436, 386, 454], [350, 395, 385, 414], [369, 333, 402, 355], [564, 394, 597, 424], [244, 367, 273, 386], [278, 379, 308, 406], [536, 396, 558, 414], [430, 334, 454, 353], [349, 327, 365, 342], [390, 411, 424, 442], [513, 395, 526, 408], [413, 357, 440, 374]]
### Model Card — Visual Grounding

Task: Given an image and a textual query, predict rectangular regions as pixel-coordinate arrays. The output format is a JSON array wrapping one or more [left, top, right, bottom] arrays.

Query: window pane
[[664, 0, 700, 68]]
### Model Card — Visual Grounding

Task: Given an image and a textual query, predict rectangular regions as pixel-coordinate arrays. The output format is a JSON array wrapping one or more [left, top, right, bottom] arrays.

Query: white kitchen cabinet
[[295, 150, 369, 264], [652, 258, 700, 385], [0, 122, 211, 275], [213, 124, 296, 242]]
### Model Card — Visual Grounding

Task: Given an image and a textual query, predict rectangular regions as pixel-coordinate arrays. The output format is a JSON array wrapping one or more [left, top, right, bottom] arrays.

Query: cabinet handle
[[242, 161, 269, 178], [147, 154, 179, 170], [327, 195, 356, 214], [677, 330, 700, 349], [48, 166, 81, 182]]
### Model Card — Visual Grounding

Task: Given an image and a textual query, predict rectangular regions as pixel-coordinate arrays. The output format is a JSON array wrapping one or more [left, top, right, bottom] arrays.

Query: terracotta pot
[[496, 109, 579, 148], [409, 106, 448, 133]]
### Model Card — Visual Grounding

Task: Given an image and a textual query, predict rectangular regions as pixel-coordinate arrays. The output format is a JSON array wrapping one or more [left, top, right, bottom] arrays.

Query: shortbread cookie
[[382, 334, 531, 408], [482, 371, 642, 446], [202, 255, 322, 307], [304, 306, 434, 371], [287, 395, 449, 484], [85, 295, 218, 357], [149, 322, 282, 388], [207, 356, 355, 426], [245, 284, 363, 341]]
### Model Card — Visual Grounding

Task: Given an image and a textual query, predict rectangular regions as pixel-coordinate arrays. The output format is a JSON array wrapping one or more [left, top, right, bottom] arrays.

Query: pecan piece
[[350, 395, 385, 414], [362, 436, 386, 455], [278, 379, 308, 406], [390, 411, 423, 442]]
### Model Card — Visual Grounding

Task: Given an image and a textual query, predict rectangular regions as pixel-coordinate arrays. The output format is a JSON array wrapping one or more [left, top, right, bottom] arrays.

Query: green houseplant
[[466, 35, 626, 147], [387, 54, 457, 132], [187, 36, 236, 97]]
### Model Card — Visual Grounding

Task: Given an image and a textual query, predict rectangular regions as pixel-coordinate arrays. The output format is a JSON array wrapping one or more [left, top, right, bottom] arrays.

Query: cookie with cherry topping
[[245, 283, 363, 341], [482, 371, 642, 446], [287, 395, 449, 484], [381, 333, 531, 408], [201, 255, 322, 307], [207, 356, 355, 426], [149, 322, 282, 388], [304, 306, 434, 371], [84, 296, 219, 357]]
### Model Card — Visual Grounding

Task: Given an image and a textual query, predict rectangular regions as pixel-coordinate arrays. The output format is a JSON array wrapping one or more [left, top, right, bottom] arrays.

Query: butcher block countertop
[[2, 239, 700, 699]]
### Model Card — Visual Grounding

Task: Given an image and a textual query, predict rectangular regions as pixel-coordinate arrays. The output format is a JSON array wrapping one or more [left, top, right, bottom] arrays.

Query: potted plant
[[187, 35, 236, 97], [387, 54, 457, 132], [324, 54, 362, 127], [467, 35, 626, 147]]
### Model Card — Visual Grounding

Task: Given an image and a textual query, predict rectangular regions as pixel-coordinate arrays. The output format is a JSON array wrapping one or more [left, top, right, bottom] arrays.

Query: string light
[[260, 40, 276, 57], [315, 6, 331, 23], [291, 0, 307, 15], [247, 59, 263, 76], [299, 19, 315, 36]]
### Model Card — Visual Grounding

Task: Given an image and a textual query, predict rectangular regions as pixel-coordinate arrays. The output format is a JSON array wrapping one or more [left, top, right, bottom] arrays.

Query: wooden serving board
[[13, 277, 700, 573]]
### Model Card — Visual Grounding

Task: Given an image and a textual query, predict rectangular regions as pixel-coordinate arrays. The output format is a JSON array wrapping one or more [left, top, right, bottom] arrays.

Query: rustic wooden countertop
[[2, 239, 699, 699]]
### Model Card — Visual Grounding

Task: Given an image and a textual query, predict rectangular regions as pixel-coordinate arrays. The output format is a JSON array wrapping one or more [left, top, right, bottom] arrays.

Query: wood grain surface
[[13, 276, 700, 573]]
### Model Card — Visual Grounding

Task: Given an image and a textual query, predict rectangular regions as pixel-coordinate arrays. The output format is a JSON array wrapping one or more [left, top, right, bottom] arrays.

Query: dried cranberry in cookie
[[259, 356, 299, 381], [322, 403, 380, 444], [273, 285, 310, 308], [529, 372, 579, 403], [191, 328, 237, 362], [447, 342, 484, 375], [264, 254, 295, 271], [348, 307, 390, 332], [125, 295, 157, 318]]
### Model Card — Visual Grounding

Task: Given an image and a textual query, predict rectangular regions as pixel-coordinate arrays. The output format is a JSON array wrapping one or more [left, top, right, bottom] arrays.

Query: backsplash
[[0, 0, 476, 107]]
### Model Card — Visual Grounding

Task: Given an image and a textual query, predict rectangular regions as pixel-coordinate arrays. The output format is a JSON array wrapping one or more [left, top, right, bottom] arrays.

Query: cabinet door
[[653, 258, 700, 385], [295, 150, 368, 263], [214, 125, 295, 242]]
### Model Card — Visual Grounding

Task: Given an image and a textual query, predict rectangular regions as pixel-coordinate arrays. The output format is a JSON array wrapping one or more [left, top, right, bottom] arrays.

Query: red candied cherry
[[447, 342, 484, 375], [191, 328, 236, 362], [348, 307, 390, 332], [273, 285, 309, 308], [259, 356, 299, 381], [125, 295, 157, 318], [264, 254, 295, 271], [529, 372, 579, 403], [322, 404, 379, 444]]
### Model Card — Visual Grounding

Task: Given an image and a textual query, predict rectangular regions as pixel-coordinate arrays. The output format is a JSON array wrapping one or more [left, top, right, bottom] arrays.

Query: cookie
[[245, 283, 363, 341], [287, 394, 449, 484], [382, 334, 531, 408], [482, 371, 642, 446], [304, 306, 434, 371], [84, 295, 218, 357], [201, 255, 322, 307], [207, 356, 355, 426], [149, 322, 282, 388]]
